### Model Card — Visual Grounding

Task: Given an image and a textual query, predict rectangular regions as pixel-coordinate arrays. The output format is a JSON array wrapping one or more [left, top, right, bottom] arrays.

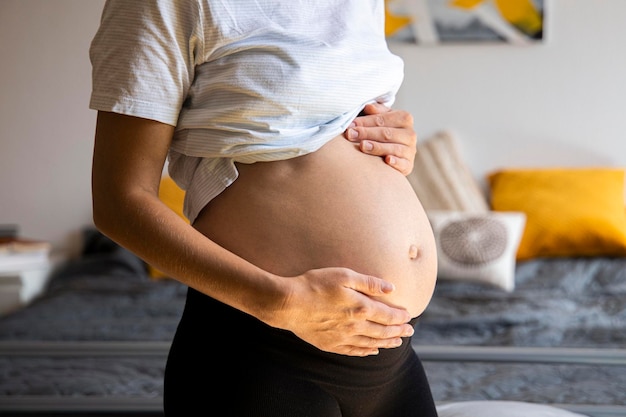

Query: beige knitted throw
[[408, 131, 489, 212]]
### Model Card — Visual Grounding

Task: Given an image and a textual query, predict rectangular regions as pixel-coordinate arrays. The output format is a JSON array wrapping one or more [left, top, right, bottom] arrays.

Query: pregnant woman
[[90, 1, 438, 416]]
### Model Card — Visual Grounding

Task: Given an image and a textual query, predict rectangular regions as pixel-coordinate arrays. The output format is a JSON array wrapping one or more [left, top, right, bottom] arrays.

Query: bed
[[0, 230, 185, 415], [0, 228, 624, 416], [416, 256, 626, 417], [3, 134, 626, 416]]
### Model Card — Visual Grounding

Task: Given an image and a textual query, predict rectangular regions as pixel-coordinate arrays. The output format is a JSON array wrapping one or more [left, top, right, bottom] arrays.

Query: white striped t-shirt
[[90, 0, 404, 222]]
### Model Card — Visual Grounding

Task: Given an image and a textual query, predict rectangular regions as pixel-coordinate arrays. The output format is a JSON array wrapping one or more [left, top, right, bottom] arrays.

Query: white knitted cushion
[[427, 210, 526, 291]]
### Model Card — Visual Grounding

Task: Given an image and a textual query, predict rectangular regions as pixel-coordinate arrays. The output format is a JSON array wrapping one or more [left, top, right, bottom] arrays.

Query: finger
[[360, 141, 413, 172], [345, 274, 396, 296], [365, 303, 412, 327], [361, 322, 415, 341], [334, 337, 403, 357], [338, 324, 414, 354], [340, 275, 412, 324], [360, 140, 409, 158], [352, 109, 414, 130], [348, 123, 415, 148], [346, 125, 404, 144], [360, 102, 390, 115], [385, 155, 413, 176]]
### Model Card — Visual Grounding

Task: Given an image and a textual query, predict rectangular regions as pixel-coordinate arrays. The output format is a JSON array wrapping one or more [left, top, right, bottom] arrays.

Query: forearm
[[91, 111, 286, 323], [93, 186, 285, 322]]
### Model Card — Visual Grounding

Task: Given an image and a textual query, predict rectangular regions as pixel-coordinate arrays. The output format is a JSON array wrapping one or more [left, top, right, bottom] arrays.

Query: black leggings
[[164, 288, 438, 417]]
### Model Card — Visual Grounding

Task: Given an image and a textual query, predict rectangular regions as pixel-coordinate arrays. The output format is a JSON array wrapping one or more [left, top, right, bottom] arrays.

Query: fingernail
[[348, 128, 358, 140], [387, 155, 396, 165], [362, 141, 373, 151]]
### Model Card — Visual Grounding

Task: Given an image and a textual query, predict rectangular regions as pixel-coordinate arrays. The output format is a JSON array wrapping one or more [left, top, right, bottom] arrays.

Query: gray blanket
[[0, 232, 624, 409], [416, 257, 626, 348], [416, 257, 626, 408], [0, 231, 187, 342]]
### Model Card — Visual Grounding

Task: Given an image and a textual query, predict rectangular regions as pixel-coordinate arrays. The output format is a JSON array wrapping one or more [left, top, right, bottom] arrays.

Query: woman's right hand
[[271, 267, 414, 356]]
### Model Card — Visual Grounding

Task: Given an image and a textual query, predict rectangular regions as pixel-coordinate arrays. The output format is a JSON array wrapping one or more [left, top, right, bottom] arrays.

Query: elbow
[[91, 184, 156, 244], [91, 184, 127, 240], [92, 205, 108, 235], [92, 195, 115, 238]]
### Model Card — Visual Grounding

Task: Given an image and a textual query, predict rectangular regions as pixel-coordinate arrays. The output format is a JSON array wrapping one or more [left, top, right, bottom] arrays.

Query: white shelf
[[0, 262, 53, 316]]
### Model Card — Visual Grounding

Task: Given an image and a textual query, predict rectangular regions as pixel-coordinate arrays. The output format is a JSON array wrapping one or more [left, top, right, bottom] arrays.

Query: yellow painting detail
[[384, 0, 413, 37], [451, 0, 543, 37], [495, 0, 543, 37], [450, 0, 483, 8], [384, 0, 544, 44]]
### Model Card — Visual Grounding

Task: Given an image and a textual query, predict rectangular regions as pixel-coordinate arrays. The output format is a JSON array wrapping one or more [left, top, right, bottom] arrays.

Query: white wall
[[391, 0, 626, 187], [1, 0, 625, 255], [0, 0, 104, 255]]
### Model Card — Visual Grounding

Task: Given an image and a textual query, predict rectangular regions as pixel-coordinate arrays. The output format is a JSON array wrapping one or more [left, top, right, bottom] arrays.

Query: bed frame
[[0, 232, 624, 416], [1, 341, 625, 416], [417, 344, 626, 417]]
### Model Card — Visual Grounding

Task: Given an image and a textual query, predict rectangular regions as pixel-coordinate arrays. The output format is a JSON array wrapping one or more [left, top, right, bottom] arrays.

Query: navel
[[408, 244, 420, 260]]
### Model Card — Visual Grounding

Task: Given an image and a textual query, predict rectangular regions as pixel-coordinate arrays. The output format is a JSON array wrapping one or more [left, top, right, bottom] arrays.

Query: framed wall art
[[385, 0, 546, 45]]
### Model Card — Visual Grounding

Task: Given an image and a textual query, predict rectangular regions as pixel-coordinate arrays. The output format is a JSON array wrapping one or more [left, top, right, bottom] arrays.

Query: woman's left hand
[[345, 103, 417, 176]]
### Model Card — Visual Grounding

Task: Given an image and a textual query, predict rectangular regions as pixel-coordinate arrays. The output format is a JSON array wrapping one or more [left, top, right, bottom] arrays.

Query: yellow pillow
[[488, 168, 626, 260], [148, 176, 188, 278], [158, 175, 188, 222]]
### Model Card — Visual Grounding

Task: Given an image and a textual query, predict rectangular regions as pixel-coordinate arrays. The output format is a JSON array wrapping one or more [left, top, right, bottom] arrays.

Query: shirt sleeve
[[89, 0, 204, 126]]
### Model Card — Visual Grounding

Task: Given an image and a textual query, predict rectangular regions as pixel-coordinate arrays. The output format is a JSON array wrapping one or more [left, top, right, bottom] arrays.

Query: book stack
[[0, 225, 53, 315], [0, 238, 51, 272]]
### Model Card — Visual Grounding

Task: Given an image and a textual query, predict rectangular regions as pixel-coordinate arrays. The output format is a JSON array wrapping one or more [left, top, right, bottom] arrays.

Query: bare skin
[[91, 104, 433, 357], [195, 134, 437, 316]]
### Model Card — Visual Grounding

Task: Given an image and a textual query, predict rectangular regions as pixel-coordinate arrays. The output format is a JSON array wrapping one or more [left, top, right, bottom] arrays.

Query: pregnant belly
[[193, 135, 437, 317]]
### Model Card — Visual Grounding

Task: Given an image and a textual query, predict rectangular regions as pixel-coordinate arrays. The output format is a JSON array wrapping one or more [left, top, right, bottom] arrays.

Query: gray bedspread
[[0, 231, 624, 411], [416, 257, 626, 409], [0, 231, 187, 342], [416, 257, 626, 348], [0, 231, 185, 404]]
